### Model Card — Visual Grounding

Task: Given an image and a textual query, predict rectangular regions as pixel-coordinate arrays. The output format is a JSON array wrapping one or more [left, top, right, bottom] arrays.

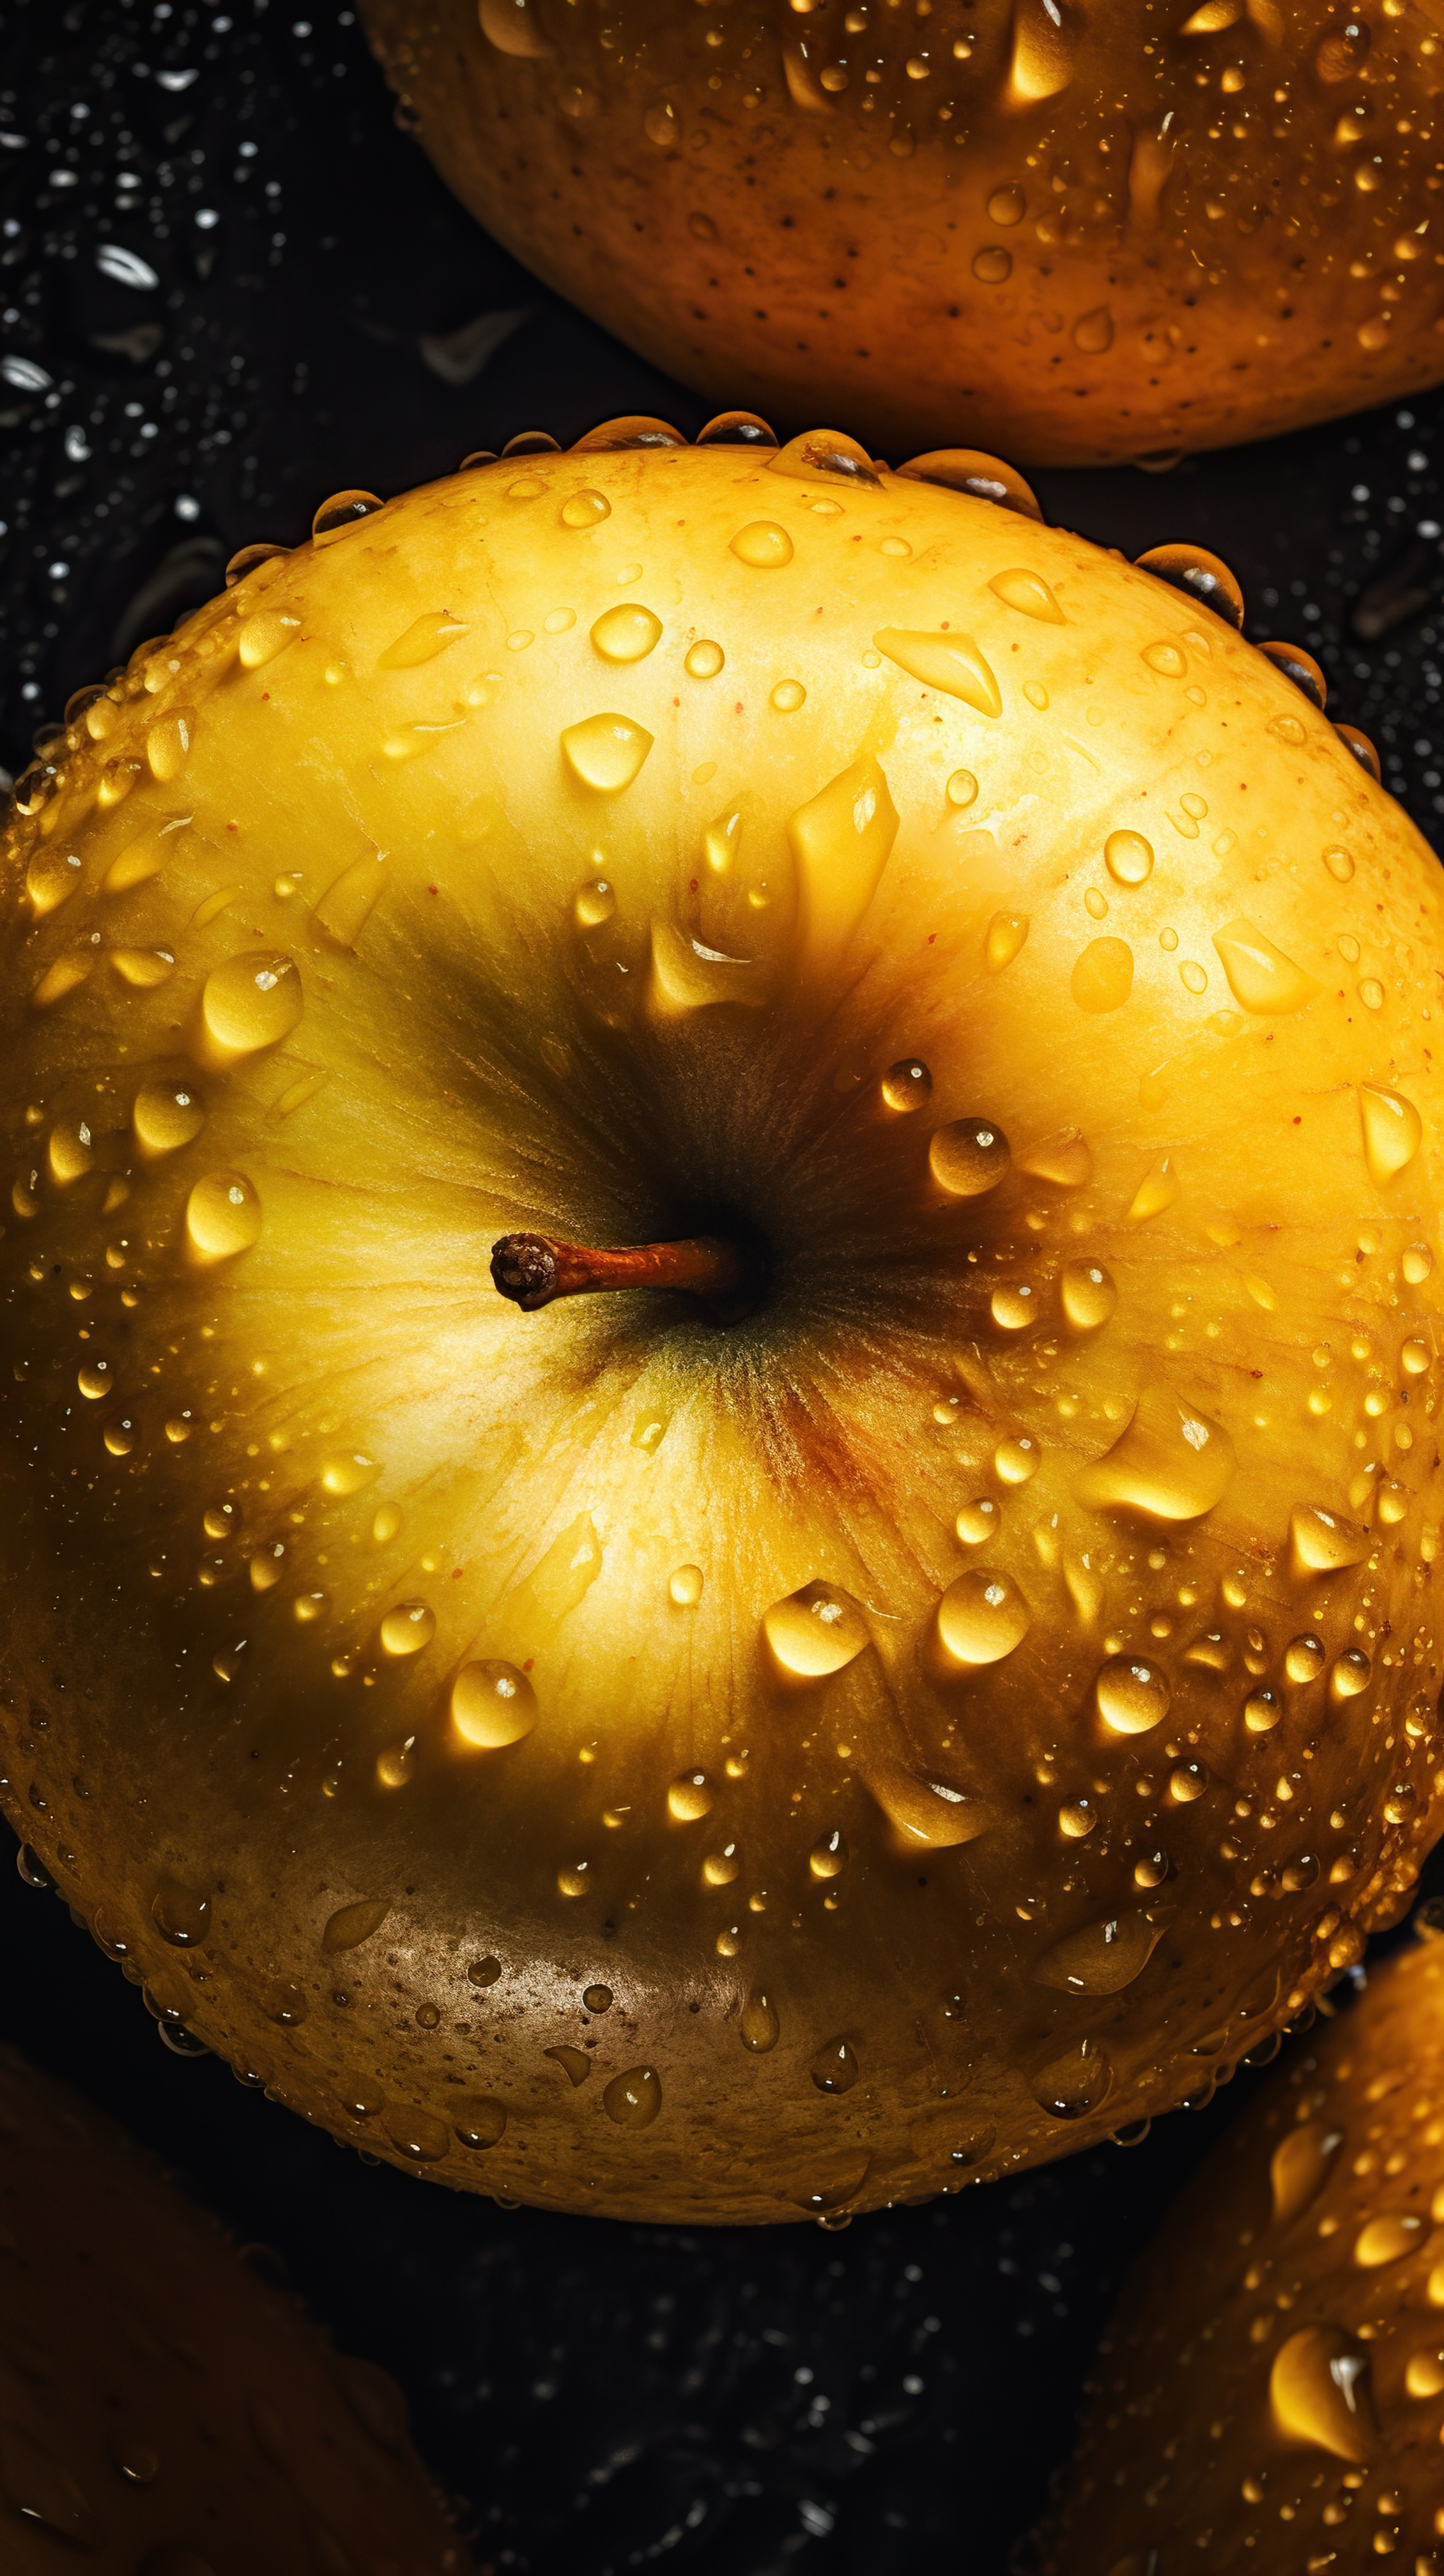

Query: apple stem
[[490, 1231, 750, 1313]]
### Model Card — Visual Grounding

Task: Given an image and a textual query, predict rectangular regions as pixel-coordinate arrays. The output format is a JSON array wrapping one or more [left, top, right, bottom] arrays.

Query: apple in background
[[1036, 1924, 1444, 2576], [360, 0, 1444, 468], [0, 2045, 462, 2572], [1, 417, 1442, 2223]]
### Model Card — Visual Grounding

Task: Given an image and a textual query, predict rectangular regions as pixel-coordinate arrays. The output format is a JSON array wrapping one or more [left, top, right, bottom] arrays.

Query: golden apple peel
[[0, 428, 1442, 2221]]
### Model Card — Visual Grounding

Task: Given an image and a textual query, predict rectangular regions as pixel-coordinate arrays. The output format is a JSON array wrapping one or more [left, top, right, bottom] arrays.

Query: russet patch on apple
[[1, 418, 1440, 2222]]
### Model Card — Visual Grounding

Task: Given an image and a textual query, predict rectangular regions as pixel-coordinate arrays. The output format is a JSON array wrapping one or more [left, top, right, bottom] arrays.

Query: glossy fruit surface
[[360, 0, 1444, 468], [0, 2043, 462, 2572], [2, 427, 1443, 2222], [1036, 1930, 1444, 2576]]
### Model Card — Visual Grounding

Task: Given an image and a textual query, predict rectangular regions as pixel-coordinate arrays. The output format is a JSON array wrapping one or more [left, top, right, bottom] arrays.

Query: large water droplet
[[763, 1580, 869, 1679], [386, 2108, 450, 2162], [986, 912, 1029, 972], [559, 487, 610, 529], [1269, 2327, 1372, 2461], [1075, 1388, 1236, 1522], [321, 1896, 391, 1955], [591, 603, 663, 663], [1095, 1655, 1171, 1735], [685, 639, 724, 679], [133, 1081, 204, 1158], [1060, 1260, 1116, 1332], [1125, 1155, 1179, 1224], [454, 2095, 508, 2149], [730, 522, 793, 568], [1007, 0, 1077, 103], [1290, 1505, 1370, 1576], [185, 1171, 263, 1263], [151, 1878, 210, 1946], [1032, 1910, 1164, 1996], [935, 1568, 1031, 1668], [378, 611, 469, 668], [379, 1600, 435, 1657], [1355, 2212, 1423, 2267], [603, 2066, 662, 2127], [786, 753, 899, 958], [988, 568, 1064, 623], [865, 1766, 989, 1848], [1212, 918, 1317, 1015], [451, 1659, 539, 1748], [881, 1058, 932, 1112], [667, 1770, 714, 1822], [810, 2037, 859, 2094], [1031, 2037, 1113, 2120], [873, 627, 1001, 717], [1104, 830, 1154, 887], [1358, 1084, 1423, 1187], [146, 708, 194, 782], [561, 713, 654, 793], [740, 1991, 780, 2052], [929, 1116, 1009, 1197], [1271, 2120, 1341, 2224], [669, 1564, 704, 1606], [314, 852, 386, 948], [809, 1829, 847, 1880], [200, 950, 303, 1059]]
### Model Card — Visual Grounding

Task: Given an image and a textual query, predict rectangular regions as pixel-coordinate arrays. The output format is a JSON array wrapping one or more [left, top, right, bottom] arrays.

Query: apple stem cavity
[[489, 1231, 752, 1316]]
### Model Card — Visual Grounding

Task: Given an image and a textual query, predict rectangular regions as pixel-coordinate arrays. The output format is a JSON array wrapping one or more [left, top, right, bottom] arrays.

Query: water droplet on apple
[[935, 1568, 1031, 1668], [762, 1580, 869, 1679], [1211, 918, 1317, 1015], [929, 1116, 1009, 1197], [1075, 1388, 1235, 1522], [200, 950, 303, 1058], [1060, 1260, 1116, 1332], [1104, 830, 1154, 887], [151, 1879, 210, 1947], [1031, 2037, 1113, 2120], [591, 603, 663, 663], [810, 2037, 859, 2094], [185, 1171, 263, 1264], [1033, 1910, 1164, 1996], [1096, 1655, 1171, 1735], [603, 2066, 662, 2127], [133, 1081, 205, 1158], [740, 1990, 780, 2052], [1269, 2327, 1372, 2461], [808, 1829, 847, 1880], [560, 713, 654, 793], [451, 1659, 539, 1749], [986, 912, 1028, 972], [379, 1601, 435, 1657], [730, 522, 793, 569], [1358, 1083, 1423, 1187]]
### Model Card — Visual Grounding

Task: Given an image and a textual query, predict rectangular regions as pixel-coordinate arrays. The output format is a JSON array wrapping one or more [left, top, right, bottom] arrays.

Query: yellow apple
[[1036, 1928, 1444, 2576], [360, 0, 1444, 468], [2, 421, 1443, 2224], [0, 2045, 462, 2571]]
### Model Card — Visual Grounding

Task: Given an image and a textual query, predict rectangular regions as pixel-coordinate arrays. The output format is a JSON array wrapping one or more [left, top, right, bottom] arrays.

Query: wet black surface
[[5, 5, 1444, 2571]]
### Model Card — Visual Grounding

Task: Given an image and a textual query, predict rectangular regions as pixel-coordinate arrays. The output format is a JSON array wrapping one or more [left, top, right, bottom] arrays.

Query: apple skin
[[2, 430, 1443, 2224], [358, 0, 1444, 468], [1035, 1929, 1444, 2576], [0, 2046, 462, 2572]]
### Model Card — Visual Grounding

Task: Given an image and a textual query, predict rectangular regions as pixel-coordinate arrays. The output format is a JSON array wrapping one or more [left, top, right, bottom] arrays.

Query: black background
[[4, 6, 1444, 2570]]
